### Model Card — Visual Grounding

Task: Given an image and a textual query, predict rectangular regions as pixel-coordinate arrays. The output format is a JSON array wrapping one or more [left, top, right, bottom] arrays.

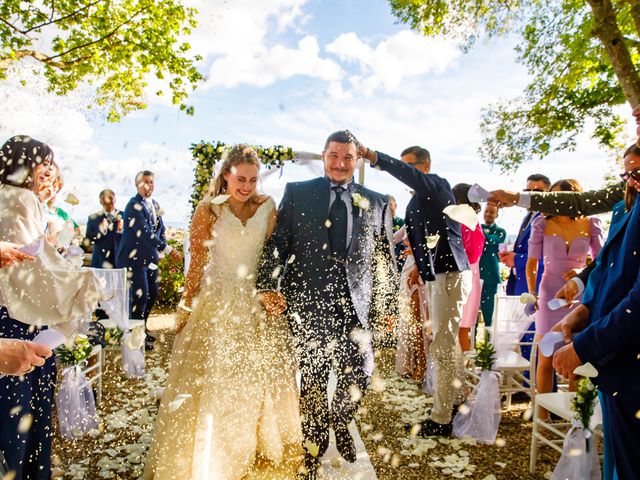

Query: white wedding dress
[[144, 198, 302, 480]]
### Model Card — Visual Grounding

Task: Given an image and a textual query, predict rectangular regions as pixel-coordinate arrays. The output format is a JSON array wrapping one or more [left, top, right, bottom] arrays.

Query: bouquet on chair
[[452, 335, 501, 444], [552, 369, 601, 480]]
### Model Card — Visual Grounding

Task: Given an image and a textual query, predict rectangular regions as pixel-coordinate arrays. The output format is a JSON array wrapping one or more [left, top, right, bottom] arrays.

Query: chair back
[[89, 268, 130, 330], [491, 295, 536, 355]]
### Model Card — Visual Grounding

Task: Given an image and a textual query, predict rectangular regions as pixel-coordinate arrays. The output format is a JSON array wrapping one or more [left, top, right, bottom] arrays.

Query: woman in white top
[[0, 135, 102, 480]]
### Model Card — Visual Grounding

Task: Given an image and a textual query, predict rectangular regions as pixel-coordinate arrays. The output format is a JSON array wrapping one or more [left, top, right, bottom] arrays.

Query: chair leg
[[529, 400, 540, 473], [505, 372, 513, 410]]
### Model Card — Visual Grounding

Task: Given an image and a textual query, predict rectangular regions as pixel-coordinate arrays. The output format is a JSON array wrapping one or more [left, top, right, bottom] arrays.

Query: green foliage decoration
[[474, 332, 497, 372], [388, 0, 640, 171], [188, 141, 295, 215], [55, 335, 93, 366], [571, 376, 599, 430], [0, 0, 203, 121], [157, 237, 185, 308]]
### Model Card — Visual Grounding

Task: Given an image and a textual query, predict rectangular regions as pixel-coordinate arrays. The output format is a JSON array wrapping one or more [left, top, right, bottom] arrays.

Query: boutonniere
[[352, 193, 370, 211], [426, 233, 440, 249]]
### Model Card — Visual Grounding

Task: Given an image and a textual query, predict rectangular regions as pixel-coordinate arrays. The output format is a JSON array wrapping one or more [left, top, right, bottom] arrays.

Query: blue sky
[[0, 0, 636, 235]]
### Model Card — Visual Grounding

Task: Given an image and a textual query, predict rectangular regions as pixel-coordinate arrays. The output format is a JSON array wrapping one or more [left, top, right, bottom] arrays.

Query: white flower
[[352, 193, 370, 211], [426, 234, 440, 249]]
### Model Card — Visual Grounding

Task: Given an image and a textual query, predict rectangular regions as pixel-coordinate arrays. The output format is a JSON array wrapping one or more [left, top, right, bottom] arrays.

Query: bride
[[144, 145, 301, 479]]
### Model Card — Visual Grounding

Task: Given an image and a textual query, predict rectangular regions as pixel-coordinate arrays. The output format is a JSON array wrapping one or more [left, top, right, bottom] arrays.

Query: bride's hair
[[208, 144, 261, 198]]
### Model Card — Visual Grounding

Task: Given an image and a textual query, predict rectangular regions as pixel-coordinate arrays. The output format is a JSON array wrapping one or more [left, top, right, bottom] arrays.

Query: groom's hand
[[258, 291, 287, 316]]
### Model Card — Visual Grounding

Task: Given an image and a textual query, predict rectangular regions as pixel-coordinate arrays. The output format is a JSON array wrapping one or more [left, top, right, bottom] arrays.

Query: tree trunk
[[587, 0, 640, 107], [627, 0, 640, 37]]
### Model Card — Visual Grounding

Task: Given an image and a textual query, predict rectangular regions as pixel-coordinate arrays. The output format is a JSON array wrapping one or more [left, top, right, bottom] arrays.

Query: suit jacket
[[256, 177, 398, 330], [573, 199, 640, 396], [115, 194, 167, 268], [85, 210, 122, 268], [506, 212, 544, 295], [372, 152, 469, 282], [479, 222, 506, 285], [529, 182, 624, 216]]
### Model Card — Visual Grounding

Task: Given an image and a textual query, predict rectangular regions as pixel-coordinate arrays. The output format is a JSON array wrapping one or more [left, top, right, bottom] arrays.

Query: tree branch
[[0, 50, 90, 70], [23, 0, 103, 34], [47, 4, 152, 61]]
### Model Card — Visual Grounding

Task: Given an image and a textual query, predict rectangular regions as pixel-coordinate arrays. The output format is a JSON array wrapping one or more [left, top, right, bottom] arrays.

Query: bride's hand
[[259, 291, 287, 316]]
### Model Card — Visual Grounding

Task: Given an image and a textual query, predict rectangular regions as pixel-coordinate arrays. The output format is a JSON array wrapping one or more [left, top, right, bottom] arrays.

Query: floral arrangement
[[104, 327, 124, 347], [55, 335, 94, 366], [571, 376, 598, 430], [157, 238, 185, 308], [189, 141, 295, 215], [474, 333, 497, 371]]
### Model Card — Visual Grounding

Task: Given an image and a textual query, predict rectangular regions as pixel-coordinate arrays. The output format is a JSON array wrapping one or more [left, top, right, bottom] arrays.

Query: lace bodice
[[202, 197, 275, 291]]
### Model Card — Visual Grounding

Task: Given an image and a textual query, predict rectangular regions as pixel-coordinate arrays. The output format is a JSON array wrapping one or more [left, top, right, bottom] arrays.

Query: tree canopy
[[389, 0, 640, 170], [0, 0, 203, 121]]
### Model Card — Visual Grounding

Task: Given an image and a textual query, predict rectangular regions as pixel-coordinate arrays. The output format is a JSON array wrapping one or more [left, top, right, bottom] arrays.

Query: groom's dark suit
[[257, 176, 397, 458]]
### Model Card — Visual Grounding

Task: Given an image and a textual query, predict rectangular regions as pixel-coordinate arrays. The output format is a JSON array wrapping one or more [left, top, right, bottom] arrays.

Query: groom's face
[[323, 141, 357, 185]]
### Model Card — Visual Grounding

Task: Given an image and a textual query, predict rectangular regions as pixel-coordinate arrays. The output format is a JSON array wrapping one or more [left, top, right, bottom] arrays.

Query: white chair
[[465, 295, 536, 409], [529, 391, 603, 473], [82, 345, 103, 405]]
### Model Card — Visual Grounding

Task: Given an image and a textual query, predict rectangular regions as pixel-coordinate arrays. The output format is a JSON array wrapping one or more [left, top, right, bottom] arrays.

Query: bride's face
[[223, 163, 259, 202]]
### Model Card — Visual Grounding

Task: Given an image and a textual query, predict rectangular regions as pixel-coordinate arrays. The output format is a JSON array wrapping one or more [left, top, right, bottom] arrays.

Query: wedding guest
[[390, 194, 407, 271], [0, 135, 101, 480], [526, 179, 603, 418], [553, 144, 640, 480], [395, 225, 429, 380], [86, 189, 123, 269], [45, 173, 81, 248], [0, 243, 50, 377], [116, 170, 181, 349], [358, 144, 470, 436], [499, 174, 550, 295], [452, 184, 484, 352], [479, 204, 506, 326]]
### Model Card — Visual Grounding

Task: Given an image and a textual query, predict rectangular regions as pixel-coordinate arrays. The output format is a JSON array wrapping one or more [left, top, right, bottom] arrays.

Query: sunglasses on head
[[620, 169, 640, 182], [523, 188, 545, 192]]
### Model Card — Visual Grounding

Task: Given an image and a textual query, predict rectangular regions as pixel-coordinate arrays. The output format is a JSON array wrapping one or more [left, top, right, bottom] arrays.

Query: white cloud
[[326, 31, 462, 95], [207, 35, 342, 88]]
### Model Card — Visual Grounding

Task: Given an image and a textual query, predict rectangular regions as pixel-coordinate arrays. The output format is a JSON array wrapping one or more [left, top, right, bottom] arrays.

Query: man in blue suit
[[499, 174, 550, 296], [85, 189, 122, 269], [553, 144, 640, 480], [116, 170, 180, 348], [359, 143, 470, 437]]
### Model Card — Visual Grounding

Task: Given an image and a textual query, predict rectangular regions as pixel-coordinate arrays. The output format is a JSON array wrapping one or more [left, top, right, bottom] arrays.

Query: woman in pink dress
[[526, 179, 604, 417], [452, 184, 485, 352]]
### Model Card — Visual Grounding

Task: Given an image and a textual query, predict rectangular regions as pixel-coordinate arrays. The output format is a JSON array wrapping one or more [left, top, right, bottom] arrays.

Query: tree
[[388, 0, 640, 171], [0, 0, 203, 122]]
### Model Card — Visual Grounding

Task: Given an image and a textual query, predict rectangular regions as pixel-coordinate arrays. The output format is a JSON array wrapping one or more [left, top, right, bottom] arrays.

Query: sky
[[0, 0, 637, 236]]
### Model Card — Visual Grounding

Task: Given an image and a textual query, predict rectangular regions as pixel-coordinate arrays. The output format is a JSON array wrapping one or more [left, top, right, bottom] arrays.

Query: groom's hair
[[324, 130, 357, 150], [401, 146, 430, 164]]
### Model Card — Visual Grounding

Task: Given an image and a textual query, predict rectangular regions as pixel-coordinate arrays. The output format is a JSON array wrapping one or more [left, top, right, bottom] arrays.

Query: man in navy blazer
[[85, 189, 122, 269], [116, 170, 180, 347], [553, 145, 640, 480], [359, 144, 471, 437]]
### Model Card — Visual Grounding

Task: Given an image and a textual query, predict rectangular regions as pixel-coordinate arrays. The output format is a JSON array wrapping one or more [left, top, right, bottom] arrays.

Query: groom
[[258, 131, 397, 479]]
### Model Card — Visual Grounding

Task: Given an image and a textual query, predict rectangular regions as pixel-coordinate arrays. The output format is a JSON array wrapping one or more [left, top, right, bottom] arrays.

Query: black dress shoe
[[296, 454, 319, 480], [414, 418, 453, 437], [334, 423, 357, 463]]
